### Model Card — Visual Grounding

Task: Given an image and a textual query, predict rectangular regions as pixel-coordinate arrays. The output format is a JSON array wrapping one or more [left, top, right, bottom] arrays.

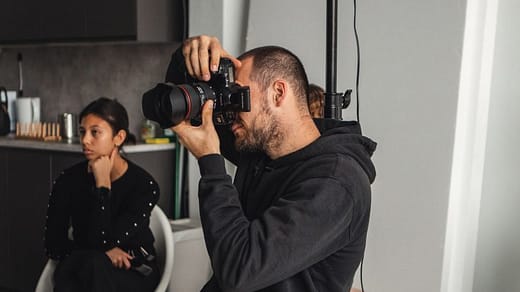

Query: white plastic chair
[[34, 259, 58, 292], [35, 206, 175, 292], [150, 205, 175, 291]]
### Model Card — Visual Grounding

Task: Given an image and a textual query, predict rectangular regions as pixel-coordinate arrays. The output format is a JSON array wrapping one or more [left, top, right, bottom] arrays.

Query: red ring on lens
[[178, 85, 192, 120]]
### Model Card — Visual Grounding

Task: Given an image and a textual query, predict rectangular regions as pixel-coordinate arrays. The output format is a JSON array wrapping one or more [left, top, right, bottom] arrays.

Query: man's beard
[[235, 101, 283, 153]]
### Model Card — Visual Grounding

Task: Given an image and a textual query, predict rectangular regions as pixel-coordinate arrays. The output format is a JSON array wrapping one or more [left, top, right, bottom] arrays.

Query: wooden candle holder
[[15, 122, 62, 142]]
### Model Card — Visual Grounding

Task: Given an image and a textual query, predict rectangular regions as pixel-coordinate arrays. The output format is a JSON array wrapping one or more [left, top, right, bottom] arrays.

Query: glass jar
[[140, 119, 157, 141]]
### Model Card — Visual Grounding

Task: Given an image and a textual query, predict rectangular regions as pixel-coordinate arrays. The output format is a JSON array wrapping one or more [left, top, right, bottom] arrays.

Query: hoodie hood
[[269, 118, 377, 183]]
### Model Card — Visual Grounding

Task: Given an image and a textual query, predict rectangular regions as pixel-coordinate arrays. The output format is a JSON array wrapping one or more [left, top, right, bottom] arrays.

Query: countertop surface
[[0, 135, 176, 153]]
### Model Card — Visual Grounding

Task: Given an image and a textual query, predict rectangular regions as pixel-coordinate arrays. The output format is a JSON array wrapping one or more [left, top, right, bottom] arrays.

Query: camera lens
[[143, 57, 251, 128], [142, 82, 215, 128]]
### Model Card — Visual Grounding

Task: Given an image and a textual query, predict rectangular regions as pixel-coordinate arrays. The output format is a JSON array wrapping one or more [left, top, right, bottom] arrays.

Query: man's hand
[[171, 100, 220, 159], [105, 247, 133, 270], [182, 35, 241, 81]]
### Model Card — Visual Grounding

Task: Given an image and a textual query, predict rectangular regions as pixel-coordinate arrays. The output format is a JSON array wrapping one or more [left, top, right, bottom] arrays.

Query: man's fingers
[[198, 36, 212, 80], [184, 37, 202, 78], [199, 48, 211, 80], [209, 39, 222, 73], [201, 100, 215, 128], [183, 35, 237, 81], [184, 36, 211, 80], [189, 48, 201, 79]]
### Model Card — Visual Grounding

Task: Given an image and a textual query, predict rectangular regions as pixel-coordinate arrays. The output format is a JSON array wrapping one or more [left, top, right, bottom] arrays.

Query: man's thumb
[[202, 99, 214, 126]]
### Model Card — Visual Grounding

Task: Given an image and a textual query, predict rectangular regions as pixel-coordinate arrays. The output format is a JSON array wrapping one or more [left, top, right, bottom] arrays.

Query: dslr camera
[[142, 58, 250, 128]]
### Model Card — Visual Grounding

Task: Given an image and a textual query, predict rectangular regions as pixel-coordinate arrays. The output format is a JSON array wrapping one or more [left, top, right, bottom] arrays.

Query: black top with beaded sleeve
[[44, 159, 160, 260]]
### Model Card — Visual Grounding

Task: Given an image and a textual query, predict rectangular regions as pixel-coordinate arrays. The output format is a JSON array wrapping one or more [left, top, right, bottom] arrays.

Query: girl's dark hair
[[79, 97, 136, 147]]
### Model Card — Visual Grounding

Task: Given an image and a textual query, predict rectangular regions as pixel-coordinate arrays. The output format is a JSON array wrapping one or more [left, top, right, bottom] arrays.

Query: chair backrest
[[35, 206, 174, 292], [150, 205, 175, 292], [34, 259, 57, 292]]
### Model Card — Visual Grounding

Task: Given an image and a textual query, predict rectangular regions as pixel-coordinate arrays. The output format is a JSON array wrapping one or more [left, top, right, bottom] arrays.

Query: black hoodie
[[165, 48, 377, 292], [197, 119, 376, 292]]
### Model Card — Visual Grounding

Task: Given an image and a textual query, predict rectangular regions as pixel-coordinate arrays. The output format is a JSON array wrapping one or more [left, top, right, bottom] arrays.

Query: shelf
[[0, 135, 175, 153]]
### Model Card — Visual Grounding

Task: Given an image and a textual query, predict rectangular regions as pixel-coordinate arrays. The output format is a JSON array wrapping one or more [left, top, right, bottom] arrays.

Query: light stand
[[324, 0, 352, 120]]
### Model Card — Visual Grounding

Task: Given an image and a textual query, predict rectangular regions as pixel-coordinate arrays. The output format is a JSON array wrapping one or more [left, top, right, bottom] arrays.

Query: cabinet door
[[5, 149, 51, 292], [0, 0, 136, 43], [126, 150, 175, 218], [0, 0, 179, 44], [84, 0, 136, 40], [40, 0, 85, 41], [0, 0, 45, 42], [0, 149, 9, 287], [50, 151, 84, 180]]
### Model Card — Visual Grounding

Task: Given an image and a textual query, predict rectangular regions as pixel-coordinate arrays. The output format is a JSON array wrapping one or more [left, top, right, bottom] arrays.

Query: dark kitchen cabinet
[[84, 0, 136, 40], [0, 0, 182, 44], [0, 0, 85, 42], [0, 150, 8, 284], [4, 149, 50, 292], [0, 145, 175, 292], [40, 0, 85, 41], [0, 0, 44, 42]]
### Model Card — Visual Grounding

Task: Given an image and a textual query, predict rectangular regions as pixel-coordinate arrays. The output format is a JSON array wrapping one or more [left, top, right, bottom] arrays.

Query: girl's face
[[79, 114, 123, 160]]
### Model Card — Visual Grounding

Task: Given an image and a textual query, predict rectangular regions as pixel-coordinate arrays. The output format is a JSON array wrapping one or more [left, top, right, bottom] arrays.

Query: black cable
[[353, 3, 365, 291], [360, 254, 365, 292], [353, 0, 361, 124]]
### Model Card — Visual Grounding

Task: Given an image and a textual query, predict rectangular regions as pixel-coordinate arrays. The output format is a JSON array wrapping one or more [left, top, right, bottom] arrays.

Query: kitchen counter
[[0, 135, 175, 153]]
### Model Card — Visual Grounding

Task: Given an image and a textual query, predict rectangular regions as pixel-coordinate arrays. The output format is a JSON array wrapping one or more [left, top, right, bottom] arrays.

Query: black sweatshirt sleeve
[[197, 154, 355, 292]]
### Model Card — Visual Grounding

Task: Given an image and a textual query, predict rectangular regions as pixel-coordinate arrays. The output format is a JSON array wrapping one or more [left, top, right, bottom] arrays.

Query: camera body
[[142, 58, 250, 128]]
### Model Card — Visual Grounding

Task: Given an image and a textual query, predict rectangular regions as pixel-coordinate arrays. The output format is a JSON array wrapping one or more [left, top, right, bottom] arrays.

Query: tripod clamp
[[324, 89, 352, 120]]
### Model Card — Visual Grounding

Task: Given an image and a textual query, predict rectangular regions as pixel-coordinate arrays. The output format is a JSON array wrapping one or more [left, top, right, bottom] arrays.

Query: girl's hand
[[89, 148, 117, 188], [105, 247, 133, 270]]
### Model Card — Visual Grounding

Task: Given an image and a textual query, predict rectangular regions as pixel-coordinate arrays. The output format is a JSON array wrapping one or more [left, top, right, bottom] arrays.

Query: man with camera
[[149, 35, 376, 292]]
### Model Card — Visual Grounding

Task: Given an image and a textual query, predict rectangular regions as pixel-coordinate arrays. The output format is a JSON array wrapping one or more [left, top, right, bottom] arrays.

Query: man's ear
[[272, 79, 287, 106]]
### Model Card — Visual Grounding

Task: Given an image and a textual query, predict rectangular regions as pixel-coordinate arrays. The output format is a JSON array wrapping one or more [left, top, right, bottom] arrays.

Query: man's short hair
[[239, 46, 310, 110]]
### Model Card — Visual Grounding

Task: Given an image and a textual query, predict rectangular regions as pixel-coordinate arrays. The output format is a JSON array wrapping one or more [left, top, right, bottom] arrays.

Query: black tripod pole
[[324, 0, 341, 120]]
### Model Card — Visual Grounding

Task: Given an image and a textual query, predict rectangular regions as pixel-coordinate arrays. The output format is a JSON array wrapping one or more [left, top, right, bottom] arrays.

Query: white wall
[[473, 0, 520, 291], [247, 1, 465, 291], [359, 0, 466, 288], [246, 1, 327, 87], [188, 0, 223, 41]]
